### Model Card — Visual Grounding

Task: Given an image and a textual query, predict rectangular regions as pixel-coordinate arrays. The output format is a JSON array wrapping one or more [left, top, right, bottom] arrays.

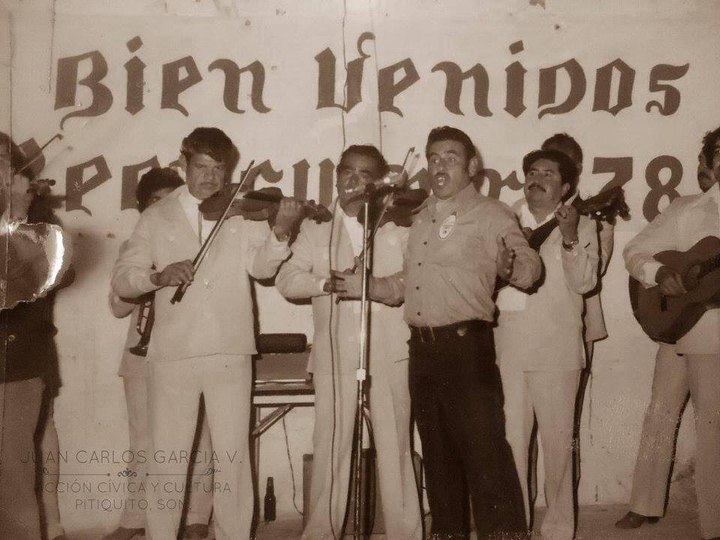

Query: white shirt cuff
[[643, 261, 664, 287]]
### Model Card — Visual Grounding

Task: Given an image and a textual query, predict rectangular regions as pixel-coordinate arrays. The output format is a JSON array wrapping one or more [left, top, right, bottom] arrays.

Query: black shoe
[[614, 511, 660, 529]]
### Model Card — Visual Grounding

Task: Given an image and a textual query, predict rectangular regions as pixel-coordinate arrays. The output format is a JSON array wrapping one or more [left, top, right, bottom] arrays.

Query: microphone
[[344, 171, 407, 199]]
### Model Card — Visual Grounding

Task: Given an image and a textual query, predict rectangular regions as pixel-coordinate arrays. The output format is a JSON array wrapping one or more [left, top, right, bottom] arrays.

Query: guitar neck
[[699, 252, 720, 278]]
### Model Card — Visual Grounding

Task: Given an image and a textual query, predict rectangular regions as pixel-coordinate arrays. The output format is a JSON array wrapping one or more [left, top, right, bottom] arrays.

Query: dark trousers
[[409, 321, 527, 540]]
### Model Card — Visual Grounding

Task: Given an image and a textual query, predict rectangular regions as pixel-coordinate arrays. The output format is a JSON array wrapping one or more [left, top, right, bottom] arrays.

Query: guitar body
[[629, 236, 720, 343]]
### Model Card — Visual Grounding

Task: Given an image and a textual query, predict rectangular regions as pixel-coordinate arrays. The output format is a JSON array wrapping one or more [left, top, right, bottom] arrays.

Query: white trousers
[[499, 365, 580, 540], [146, 355, 253, 540], [120, 375, 213, 530], [630, 344, 720, 539], [302, 359, 422, 540]]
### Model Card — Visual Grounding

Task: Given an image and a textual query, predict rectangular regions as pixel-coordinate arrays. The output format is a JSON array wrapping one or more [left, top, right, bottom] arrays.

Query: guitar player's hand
[[656, 266, 687, 296], [555, 204, 580, 240]]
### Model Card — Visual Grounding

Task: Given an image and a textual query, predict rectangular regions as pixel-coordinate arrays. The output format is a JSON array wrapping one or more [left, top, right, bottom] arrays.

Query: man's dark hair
[[0, 131, 34, 180], [541, 133, 583, 168], [522, 149, 579, 196], [180, 127, 233, 164], [701, 126, 720, 168], [136, 167, 184, 212], [425, 126, 477, 162], [337, 144, 390, 177]]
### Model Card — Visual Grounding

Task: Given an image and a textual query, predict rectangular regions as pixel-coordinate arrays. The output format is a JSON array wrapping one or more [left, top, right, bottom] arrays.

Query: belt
[[409, 320, 489, 344]]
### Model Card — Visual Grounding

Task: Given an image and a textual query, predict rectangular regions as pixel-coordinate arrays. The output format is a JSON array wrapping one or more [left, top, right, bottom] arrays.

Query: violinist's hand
[[151, 260, 194, 287], [323, 274, 339, 293], [333, 263, 363, 300], [274, 198, 305, 240], [496, 235, 516, 281]]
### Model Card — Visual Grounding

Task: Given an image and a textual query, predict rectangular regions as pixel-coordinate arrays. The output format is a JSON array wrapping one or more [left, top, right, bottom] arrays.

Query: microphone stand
[[349, 185, 383, 540], [343, 148, 415, 539]]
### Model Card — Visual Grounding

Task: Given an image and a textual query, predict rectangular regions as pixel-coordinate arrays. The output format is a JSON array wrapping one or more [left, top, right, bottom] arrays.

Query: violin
[[356, 147, 424, 228], [200, 186, 332, 224], [525, 186, 631, 251], [357, 187, 428, 228], [1, 221, 73, 310]]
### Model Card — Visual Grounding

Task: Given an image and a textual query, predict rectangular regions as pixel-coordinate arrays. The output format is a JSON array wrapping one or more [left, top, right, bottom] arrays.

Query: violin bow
[[15, 133, 64, 175], [365, 146, 416, 249], [170, 160, 255, 304]]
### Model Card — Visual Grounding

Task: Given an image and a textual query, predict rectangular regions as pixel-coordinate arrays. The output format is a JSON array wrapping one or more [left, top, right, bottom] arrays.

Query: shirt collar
[[518, 199, 559, 228], [428, 182, 478, 216], [699, 180, 720, 207], [178, 184, 202, 207]]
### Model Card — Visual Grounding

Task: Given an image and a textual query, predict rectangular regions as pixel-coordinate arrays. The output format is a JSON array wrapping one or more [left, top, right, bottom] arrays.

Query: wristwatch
[[562, 237, 579, 251]]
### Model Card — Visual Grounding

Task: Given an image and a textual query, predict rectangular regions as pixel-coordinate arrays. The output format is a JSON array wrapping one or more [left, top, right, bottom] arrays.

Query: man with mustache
[[276, 144, 422, 540], [398, 127, 541, 539], [106, 168, 213, 540], [112, 127, 303, 540], [540, 133, 613, 497], [619, 127, 720, 540], [495, 149, 599, 540]]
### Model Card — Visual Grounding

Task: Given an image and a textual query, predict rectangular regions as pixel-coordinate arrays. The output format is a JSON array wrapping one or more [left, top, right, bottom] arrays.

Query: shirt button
[[416, 286, 420, 290], [8, 334, 16, 342], [417, 311, 421, 316], [423, 241, 427, 245], [431, 219, 436, 223], [418, 262, 422, 266]]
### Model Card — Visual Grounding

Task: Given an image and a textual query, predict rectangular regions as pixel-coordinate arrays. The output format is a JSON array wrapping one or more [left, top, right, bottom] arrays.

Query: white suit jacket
[[497, 202, 599, 371], [276, 206, 409, 376], [111, 188, 290, 362], [623, 185, 720, 354]]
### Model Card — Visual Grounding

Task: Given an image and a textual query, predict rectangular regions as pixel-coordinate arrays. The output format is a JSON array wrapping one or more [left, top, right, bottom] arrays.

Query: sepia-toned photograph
[[1, 1, 719, 539]]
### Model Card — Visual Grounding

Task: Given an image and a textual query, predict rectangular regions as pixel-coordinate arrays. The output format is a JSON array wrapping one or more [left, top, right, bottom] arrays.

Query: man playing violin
[[495, 149, 599, 540], [1, 132, 72, 540], [111, 127, 304, 540], [106, 167, 215, 540], [276, 145, 422, 540], [620, 127, 720, 540], [397, 127, 540, 540]]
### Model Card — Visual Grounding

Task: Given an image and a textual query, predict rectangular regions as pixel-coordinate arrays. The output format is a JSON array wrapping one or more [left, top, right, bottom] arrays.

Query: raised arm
[[561, 216, 599, 294], [275, 220, 327, 300]]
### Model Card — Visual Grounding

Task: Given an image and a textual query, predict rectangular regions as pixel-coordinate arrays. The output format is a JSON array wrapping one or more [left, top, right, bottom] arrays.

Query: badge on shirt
[[438, 212, 457, 239]]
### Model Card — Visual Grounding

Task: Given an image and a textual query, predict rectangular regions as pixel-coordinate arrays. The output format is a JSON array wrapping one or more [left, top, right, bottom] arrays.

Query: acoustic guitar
[[628, 235, 720, 343]]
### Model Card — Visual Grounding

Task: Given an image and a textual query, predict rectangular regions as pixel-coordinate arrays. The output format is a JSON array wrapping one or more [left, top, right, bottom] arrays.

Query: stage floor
[[70, 501, 700, 540]]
